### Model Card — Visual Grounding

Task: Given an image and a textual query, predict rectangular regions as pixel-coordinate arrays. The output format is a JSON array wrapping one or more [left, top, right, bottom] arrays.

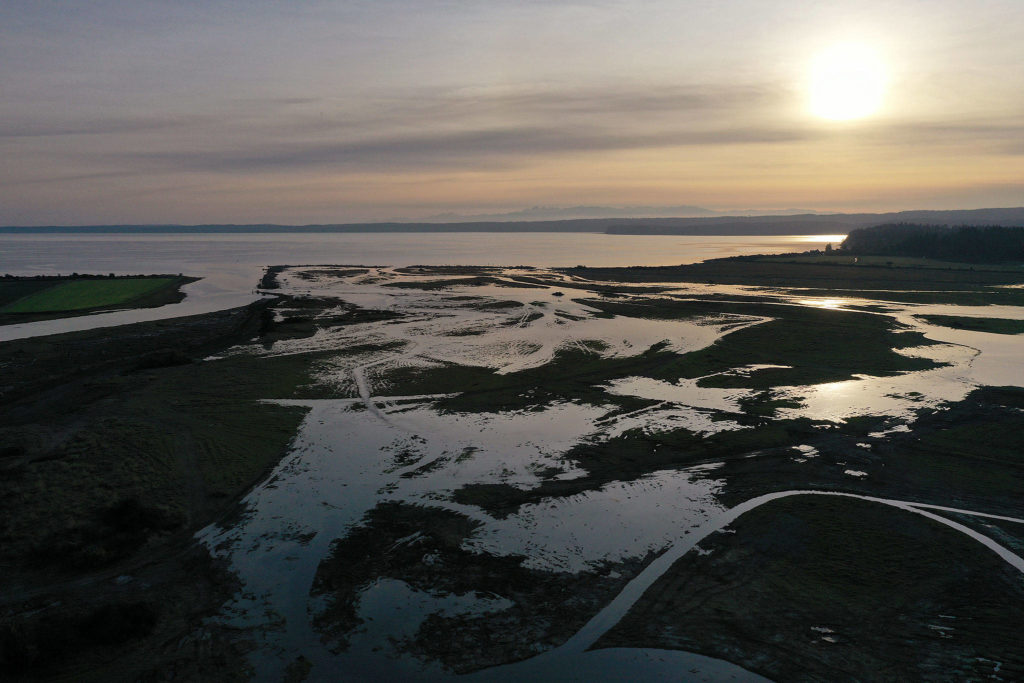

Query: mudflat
[[3, 256, 1024, 681]]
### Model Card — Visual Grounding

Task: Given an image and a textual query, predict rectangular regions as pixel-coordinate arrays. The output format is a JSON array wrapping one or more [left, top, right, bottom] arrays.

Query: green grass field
[[0, 280, 55, 307], [0, 277, 178, 313]]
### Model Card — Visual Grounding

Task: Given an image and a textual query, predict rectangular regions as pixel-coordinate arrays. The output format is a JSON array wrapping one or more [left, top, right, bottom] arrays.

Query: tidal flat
[[3, 256, 1024, 681]]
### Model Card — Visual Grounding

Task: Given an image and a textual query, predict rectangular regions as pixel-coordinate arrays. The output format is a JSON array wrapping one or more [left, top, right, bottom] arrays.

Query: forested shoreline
[[841, 223, 1024, 262]]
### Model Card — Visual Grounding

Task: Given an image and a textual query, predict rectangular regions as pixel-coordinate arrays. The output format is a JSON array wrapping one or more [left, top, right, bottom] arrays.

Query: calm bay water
[[0, 232, 842, 340], [0, 231, 842, 273]]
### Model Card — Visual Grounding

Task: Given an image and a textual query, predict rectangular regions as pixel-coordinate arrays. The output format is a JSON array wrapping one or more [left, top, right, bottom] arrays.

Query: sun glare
[[809, 43, 887, 121], [793, 234, 848, 243]]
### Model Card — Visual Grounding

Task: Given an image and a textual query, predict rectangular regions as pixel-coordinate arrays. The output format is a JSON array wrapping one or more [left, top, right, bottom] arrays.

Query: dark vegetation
[[311, 502, 644, 673], [859, 386, 1024, 516], [939, 512, 1024, 559], [381, 291, 1024, 528], [665, 385, 1024, 517], [0, 301, 294, 679], [32, 498, 183, 570], [0, 288, 402, 680], [388, 297, 940, 417], [841, 223, 1024, 262], [546, 249, 1024, 306], [247, 261, 1024, 677], [7, 254, 1024, 679], [452, 418, 831, 517], [455, 381, 1024, 522], [395, 265, 517, 275], [294, 267, 370, 280], [261, 265, 378, 289], [420, 375, 1024, 674], [559, 256, 1024, 297], [915, 314, 1024, 334], [258, 265, 288, 289], [2, 600, 159, 677], [385, 275, 545, 290], [581, 297, 940, 387], [1, 301, 263, 404], [598, 495, 1024, 681]]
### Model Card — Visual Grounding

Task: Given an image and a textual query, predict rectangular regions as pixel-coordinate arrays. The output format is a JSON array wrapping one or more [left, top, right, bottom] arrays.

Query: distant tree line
[[1, 273, 184, 280], [840, 223, 1024, 262]]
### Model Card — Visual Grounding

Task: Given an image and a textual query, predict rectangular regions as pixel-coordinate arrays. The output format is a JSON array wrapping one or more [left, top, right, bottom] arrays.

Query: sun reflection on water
[[797, 298, 847, 309], [791, 234, 847, 243]]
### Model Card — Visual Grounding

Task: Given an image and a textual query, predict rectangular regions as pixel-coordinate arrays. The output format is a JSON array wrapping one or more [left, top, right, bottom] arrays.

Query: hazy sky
[[2, 0, 1023, 224]]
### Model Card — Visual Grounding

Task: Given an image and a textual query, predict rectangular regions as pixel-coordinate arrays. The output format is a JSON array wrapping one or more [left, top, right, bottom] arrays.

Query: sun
[[808, 43, 887, 121]]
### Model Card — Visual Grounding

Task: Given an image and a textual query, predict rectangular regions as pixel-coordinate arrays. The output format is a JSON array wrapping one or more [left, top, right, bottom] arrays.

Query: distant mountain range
[[3, 207, 1024, 235], [423, 205, 822, 222], [423, 205, 720, 221]]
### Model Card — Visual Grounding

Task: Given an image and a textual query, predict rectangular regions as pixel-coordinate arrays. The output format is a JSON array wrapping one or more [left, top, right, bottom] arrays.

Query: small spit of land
[[3, 233, 1024, 681], [0, 274, 197, 324]]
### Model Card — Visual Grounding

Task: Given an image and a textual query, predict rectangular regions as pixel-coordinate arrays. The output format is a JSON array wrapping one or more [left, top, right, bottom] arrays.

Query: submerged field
[[3, 256, 1024, 680]]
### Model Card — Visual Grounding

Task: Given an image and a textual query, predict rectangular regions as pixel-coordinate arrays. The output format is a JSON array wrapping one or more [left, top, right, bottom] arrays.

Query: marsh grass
[[311, 501, 634, 671], [389, 297, 940, 420], [915, 314, 1024, 334], [563, 255, 1024, 299], [0, 302, 400, 575], [598, 495, 1024, 681]]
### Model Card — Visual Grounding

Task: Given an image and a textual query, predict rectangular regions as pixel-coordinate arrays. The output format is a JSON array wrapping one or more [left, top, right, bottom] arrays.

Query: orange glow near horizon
[[2, 3, 1023, 224]]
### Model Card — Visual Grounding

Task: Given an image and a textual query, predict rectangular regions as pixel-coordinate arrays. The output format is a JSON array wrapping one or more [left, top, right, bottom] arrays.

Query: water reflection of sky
[[0, 232, 844, 341], [118, 259, 1021, 680], [776, 367, 974, 424]]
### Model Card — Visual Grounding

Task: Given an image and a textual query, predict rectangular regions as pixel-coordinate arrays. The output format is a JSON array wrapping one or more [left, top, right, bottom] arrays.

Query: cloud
[[13, 80, 1024, 183], [2, 80, 807, 184], [108, 123, 812, 174], [61, 81, 801, 175], [848, 119, 1024, 153], [235, 96, 323, 106], [438, 82, 785, 115], [0, 114, 211, 138], [1, 170, 136, 187], [287, 82, 790, 136]]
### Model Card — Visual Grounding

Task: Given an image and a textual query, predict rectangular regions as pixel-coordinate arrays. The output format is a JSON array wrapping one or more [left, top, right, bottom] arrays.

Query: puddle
[[465, 469, 725, 573]]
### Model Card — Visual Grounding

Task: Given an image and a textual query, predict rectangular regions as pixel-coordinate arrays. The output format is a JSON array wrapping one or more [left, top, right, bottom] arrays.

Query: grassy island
[[0, 274, 198, 323]]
